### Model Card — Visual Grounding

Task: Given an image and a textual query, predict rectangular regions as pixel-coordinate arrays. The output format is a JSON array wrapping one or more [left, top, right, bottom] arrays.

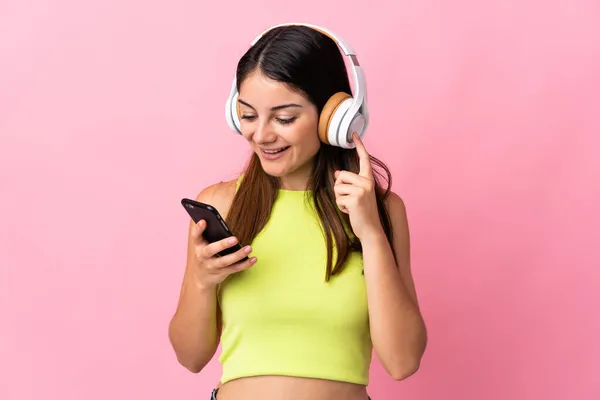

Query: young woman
[[169, 23, 427, 400]]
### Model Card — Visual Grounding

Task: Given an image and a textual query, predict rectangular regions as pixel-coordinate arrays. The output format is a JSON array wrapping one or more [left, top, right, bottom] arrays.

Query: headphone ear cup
[[230, 92, 242, 134], [347, 112, 367, 146], [328, 97, 353, 147], [225, 84, 239, 133], [318, 92, 352, 145]]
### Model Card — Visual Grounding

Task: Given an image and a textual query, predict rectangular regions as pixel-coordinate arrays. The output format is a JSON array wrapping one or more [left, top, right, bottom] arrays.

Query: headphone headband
[[250, 22, 357, 56]]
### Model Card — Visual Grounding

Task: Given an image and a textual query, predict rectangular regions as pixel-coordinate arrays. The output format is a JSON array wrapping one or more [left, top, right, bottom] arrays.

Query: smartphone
[[181, 198, 248, 260]]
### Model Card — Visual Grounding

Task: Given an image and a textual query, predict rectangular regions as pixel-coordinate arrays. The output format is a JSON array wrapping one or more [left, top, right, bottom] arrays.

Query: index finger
[[352, 132, 372, 179]]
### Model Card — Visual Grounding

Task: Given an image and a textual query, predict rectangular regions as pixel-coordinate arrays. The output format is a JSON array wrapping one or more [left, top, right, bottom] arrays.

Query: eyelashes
[[276, 117, 297, 125], [240, 115, 297, 125]]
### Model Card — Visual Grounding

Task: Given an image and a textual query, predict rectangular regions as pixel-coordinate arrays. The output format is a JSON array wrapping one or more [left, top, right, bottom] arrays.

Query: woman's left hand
[[334, 132, 384, 241]]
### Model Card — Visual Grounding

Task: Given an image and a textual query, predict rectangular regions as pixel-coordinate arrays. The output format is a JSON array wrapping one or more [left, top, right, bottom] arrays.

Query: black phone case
[[181, 198, 248, 260]]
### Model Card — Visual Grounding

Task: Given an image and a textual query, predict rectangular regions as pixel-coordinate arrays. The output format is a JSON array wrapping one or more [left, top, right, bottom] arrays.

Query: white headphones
[[225, 22, 369, 149]]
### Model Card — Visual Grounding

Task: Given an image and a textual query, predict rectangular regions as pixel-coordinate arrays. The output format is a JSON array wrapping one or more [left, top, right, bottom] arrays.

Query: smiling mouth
[[262, 146, 290, 154]]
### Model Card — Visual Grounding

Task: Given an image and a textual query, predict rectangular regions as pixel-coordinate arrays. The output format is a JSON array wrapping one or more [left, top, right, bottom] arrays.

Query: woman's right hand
[[189, 219, 256, 290]]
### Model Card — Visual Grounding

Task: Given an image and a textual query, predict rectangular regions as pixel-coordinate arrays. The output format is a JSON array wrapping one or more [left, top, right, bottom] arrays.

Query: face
[[237, 70, 321, 189]]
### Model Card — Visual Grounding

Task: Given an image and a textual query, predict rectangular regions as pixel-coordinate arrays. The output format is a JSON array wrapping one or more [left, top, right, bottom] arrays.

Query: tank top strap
[[235, 173, 245, 193]]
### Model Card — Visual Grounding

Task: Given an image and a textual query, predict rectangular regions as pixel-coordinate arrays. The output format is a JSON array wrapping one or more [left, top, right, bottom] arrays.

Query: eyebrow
[[237, 98, 303, 111]]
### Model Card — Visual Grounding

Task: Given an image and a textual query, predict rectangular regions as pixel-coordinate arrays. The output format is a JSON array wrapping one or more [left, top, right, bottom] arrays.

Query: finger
[[335, 170, 368, 187], [191, 219, 208, 245], [335, 196, 350, 214], [218, 256, 258, 276], [352, 132, 373, 179], [334, 183, 362, 196], [215, 245, 254, 268], [203, 236, 240, 259]]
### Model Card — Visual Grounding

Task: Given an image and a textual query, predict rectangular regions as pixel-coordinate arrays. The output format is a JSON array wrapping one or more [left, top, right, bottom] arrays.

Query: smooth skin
[[168, 71, 427, 400]]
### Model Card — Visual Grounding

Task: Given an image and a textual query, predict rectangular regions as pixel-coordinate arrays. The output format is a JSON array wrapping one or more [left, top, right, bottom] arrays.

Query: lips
[[259, 146, 290, 160], [262, 146, 290, 154]]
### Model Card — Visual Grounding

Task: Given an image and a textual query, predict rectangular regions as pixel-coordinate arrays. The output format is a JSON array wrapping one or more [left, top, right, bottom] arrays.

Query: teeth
[[264, 147, 288, 154]]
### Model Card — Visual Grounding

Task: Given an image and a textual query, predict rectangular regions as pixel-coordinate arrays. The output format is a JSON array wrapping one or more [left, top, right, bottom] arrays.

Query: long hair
[[225, 25, 396, 281]]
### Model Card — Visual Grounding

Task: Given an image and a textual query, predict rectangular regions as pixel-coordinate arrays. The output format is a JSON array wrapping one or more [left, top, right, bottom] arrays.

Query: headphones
[[224, 22, 369, 149]]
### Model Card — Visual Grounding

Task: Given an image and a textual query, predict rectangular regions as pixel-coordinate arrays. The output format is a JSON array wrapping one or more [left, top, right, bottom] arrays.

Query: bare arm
[[363, 192, 427, 380], [168, 239, 221, 373], [168, 180, 250, 373], [333, 134, 427, 380]]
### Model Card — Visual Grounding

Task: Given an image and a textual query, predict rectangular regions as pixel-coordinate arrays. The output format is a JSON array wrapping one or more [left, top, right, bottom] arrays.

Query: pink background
[[1, 1, 599, 399]]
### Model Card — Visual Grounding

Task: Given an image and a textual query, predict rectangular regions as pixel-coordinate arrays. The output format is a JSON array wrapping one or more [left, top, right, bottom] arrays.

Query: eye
[[240, 115, 256, 121], [276, 117, 297, 125]]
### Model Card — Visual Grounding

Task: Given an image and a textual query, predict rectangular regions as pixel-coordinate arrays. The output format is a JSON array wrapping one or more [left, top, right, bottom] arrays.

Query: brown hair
[[225, 25, 396, 281]]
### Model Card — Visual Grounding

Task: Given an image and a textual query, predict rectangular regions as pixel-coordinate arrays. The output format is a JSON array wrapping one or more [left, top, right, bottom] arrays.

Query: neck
[[279, 177, 310, 191], [279, 161, 313, 191]]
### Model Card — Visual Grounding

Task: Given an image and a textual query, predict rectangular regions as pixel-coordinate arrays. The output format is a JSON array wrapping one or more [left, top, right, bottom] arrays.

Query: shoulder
[[195, 177, 239, 219], [384, 190, 408, 222], [383, 190, 411, 264], [383, 190, 410, 246]]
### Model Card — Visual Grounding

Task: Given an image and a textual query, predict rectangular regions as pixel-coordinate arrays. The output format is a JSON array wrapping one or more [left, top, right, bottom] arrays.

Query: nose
[[252, 119, 277, 144]]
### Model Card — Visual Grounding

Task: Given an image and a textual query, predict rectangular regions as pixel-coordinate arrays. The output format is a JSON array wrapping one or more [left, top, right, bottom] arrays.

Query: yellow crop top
[[217, 179, 372, 385]]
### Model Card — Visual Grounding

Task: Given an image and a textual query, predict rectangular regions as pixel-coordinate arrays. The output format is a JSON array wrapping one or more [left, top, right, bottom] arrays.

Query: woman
[[168, 23, 427, 400]]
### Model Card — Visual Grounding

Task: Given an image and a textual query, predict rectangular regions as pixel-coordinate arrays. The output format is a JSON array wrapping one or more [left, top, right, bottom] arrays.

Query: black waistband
[[210, 388, 371, 400]]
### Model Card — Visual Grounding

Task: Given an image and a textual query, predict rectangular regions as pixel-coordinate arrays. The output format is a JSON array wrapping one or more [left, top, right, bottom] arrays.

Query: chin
[[256, 153, 291, 177], [256, 149, 312, 179], [260, 164, 289, 177]]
